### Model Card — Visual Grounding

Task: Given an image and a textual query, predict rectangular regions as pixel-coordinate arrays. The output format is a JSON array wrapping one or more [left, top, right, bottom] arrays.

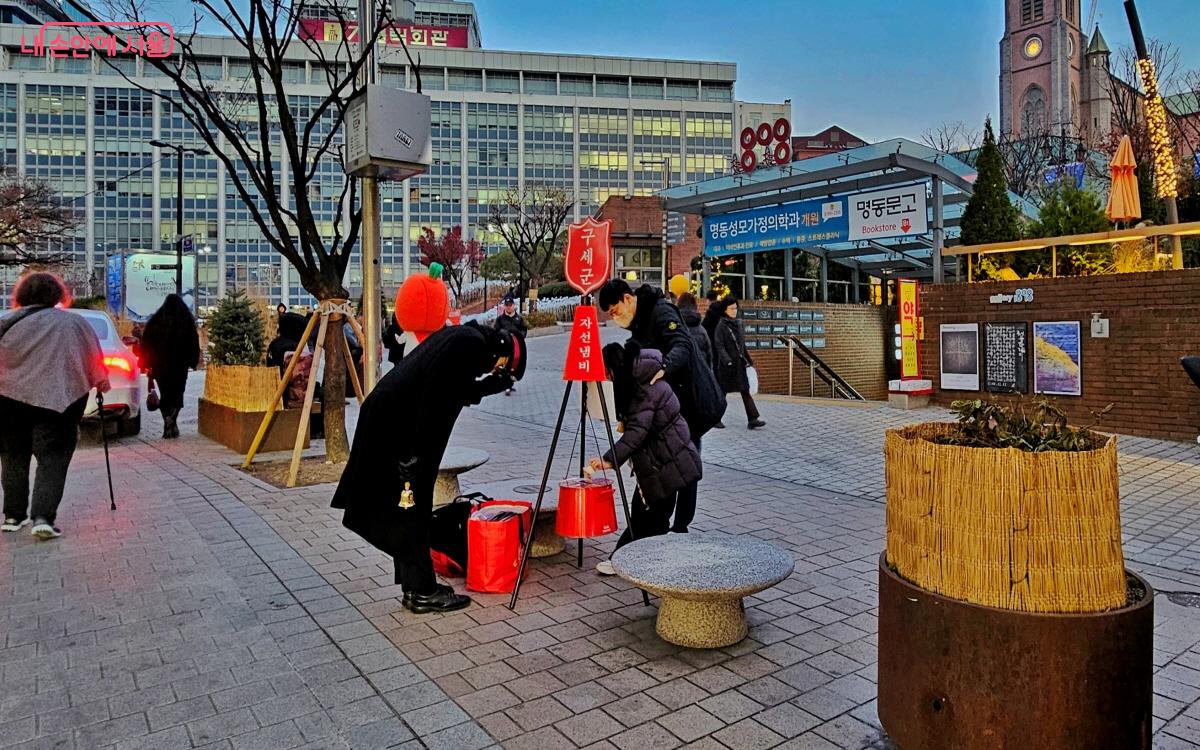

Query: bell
[[399, 482, 415, 509], [556, 478, 617, 538]]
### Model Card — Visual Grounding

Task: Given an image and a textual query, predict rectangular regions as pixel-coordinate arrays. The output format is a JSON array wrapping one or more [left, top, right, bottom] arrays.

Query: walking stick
[[95, 391, 116, 511]]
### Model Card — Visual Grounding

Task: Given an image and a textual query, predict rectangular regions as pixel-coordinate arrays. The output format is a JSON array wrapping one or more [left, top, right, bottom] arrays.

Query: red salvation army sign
[[564, 217, 613, 295], [563, 305, 605, 382]]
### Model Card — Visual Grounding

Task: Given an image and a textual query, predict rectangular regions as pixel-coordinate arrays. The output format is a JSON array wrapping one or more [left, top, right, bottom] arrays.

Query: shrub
[[537, 281, 575, 299], [935, 398, 1111, 452], [70, 295, 108, 311], [207, 289, 265, 366], [525, 310, 558, 329]]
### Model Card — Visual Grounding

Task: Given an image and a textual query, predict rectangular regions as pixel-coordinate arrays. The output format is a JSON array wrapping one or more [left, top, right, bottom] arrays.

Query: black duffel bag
[[429, 492, 490, 576]]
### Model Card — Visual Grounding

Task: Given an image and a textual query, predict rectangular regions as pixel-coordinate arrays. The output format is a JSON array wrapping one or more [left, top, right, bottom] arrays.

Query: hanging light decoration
[[1134, 57, 1179, 200]]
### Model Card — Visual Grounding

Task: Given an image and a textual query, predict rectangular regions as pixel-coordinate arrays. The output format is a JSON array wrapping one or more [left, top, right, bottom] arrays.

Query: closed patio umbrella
[[1105, 135, 1141, 223]]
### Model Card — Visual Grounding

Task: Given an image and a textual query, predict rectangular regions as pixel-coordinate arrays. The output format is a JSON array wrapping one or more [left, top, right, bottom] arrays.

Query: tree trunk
[[322, 315, 351, 464]]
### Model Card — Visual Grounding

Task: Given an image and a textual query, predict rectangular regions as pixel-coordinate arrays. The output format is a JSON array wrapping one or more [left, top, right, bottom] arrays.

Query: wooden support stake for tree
[[344, 313, 370, 402], [342, 335, 365, 404], [242, 309, 319, 468], [287, 309, 331, 488]]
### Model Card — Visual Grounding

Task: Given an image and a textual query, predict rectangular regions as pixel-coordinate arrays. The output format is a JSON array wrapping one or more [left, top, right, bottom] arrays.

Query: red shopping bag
[[466, 500, 532, 594]]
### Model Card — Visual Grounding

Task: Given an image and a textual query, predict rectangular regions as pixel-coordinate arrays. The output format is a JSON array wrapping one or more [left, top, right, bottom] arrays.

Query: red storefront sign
[[563, 305, 605, 382], [564, 217, 613, 296], [297, 20, 468, 48]]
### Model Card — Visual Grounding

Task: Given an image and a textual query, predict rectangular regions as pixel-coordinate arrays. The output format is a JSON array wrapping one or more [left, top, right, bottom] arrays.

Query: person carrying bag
[[713, 297, 766, 430]]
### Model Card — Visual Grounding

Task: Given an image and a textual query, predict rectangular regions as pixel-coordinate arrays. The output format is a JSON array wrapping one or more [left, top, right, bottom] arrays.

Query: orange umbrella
[[1106, 135, 1141, 222]]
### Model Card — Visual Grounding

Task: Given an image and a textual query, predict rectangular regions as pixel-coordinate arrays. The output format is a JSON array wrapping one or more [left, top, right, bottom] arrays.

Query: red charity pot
[[556, 478, 617, 538]]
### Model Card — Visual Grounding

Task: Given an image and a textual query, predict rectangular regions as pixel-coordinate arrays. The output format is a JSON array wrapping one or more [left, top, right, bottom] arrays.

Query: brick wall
[[920, 270, 1200, 441], [738, 301, 889, 401]]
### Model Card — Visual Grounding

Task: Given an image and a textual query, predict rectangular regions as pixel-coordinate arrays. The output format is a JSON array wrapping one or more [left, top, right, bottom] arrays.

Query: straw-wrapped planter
[[877, 401, 1153, 750], [203, 364, 281, 413]]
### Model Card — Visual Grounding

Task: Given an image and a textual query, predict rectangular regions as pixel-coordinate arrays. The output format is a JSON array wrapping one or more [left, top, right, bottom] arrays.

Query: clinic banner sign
[[704, 185, 929, 257]]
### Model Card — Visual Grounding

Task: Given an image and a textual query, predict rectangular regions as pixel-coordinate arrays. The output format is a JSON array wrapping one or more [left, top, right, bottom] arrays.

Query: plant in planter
[[198, 290, 305, 453], [878, 398, 1153, 750]]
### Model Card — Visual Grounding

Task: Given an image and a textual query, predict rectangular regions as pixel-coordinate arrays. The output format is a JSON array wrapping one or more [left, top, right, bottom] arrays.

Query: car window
[[84, 317, 112, 341]]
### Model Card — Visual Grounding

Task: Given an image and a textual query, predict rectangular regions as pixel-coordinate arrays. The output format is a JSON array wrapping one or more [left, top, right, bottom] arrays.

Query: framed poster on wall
[[984, 322, 1029, 394], [1033, 321, 1082, 396], [940, 323, 980, 391]]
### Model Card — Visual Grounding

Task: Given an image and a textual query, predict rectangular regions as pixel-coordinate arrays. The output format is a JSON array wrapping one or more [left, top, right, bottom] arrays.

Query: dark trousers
[[739, 390, 761, 422], [153, 368, 189, 412], [670, 435, 701, 533], [393, 500, 436, 595], [0, 395, 86, 525], [615, 488, 676, 551]]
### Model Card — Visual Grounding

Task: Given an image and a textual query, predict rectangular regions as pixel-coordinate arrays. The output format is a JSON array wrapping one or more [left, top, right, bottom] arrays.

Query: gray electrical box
[[343, 85, 432, 181]]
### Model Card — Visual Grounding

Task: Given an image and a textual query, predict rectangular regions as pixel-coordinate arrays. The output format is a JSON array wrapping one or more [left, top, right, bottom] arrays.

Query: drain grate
[[1166, 591, 1200, 609]]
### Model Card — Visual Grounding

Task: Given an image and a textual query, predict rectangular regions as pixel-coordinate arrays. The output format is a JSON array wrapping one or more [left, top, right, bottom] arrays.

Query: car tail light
[[104, 355, 133, 374]]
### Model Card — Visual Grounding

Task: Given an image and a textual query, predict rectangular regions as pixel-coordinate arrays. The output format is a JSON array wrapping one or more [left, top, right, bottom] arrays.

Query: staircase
[[777, 336, 865, 401]]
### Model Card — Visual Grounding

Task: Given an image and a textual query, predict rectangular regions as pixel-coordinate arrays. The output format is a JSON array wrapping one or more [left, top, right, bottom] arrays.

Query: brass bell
[[399, 482, 415, 509]]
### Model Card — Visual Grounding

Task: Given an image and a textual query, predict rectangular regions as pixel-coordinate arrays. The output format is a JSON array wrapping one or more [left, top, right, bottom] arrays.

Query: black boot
[[405, 586, 471, 614], [164, 408, 181, 438], [402, 583, 454, 608]]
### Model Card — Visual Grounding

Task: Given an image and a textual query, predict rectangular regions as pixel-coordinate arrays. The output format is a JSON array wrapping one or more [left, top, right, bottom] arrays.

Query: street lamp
[[150, 139, 208, 296]]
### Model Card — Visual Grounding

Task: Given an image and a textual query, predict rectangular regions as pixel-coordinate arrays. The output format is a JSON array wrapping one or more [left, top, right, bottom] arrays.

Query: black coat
[[494, 312, 527, 338], [713, 316, 752, 394], [383, 318, 406, 365], [680, 308, 712, 368], [330, 324, 513, 558], [626, 285, 726, 439], [603, 348, 701, 502]]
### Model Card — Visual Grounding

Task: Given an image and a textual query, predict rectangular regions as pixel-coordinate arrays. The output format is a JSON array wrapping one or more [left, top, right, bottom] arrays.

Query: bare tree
[[485, 185, 573, 306], [0, 170, 81, 267], [920, 121, 981, 154], [1108, 40, 1183, 162], [65, 0, 421, 461]]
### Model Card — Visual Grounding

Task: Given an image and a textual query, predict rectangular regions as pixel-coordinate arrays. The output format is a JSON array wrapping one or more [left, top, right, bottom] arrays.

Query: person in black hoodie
[[331, 322, 526, 614], [589, 341, 701, 575], [597, 279, 725, 534], [676, 293, 711, 368], [139, 294, 201, 439]]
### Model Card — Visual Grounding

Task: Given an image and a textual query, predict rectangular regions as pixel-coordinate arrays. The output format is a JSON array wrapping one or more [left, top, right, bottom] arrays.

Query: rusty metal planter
[[878, 554, 1154, 750]]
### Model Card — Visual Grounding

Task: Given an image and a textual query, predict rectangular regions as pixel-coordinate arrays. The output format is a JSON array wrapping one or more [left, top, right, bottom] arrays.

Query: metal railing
[[778, 336, 865, 401]]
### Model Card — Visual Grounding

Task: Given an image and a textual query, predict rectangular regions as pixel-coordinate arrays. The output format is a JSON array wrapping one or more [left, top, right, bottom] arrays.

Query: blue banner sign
[[704, 196, 848, 257]]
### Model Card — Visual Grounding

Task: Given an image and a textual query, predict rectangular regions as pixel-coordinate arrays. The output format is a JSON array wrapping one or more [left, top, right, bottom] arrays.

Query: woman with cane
[[0, 272, 110, 540]]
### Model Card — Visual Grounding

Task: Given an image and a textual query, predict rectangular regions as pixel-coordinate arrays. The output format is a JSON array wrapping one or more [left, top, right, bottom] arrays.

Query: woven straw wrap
[[203, 365, 282, 412], [884, 423, 1126, 614]]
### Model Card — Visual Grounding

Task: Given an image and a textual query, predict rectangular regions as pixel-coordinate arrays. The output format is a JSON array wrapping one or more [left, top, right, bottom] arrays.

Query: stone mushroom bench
[[433, 448, 490, 507], [611, 533, 795, 648]]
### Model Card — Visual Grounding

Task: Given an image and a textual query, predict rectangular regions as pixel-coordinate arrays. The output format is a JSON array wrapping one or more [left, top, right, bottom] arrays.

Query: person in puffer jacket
[[588, 341, 702, 575]]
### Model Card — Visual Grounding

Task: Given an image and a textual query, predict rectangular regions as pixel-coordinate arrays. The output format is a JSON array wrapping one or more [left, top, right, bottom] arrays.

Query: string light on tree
[[1135, 58, 1178, 200]]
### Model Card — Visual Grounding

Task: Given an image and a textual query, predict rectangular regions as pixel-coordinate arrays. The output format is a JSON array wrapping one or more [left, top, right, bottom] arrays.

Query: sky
[[469, 0, 1200, 142]]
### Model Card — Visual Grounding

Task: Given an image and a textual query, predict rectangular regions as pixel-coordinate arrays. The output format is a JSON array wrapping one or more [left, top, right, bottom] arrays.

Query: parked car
[[70, 309, 145, 436]]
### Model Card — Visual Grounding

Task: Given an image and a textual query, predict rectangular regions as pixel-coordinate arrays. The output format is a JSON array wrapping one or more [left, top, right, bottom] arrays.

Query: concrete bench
[[529, 494, 565, 558], [611, 533, 795, 648], [434, 448, 490, 507]]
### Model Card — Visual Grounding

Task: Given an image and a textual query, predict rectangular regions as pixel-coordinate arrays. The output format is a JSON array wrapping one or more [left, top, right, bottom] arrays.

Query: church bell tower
[[999, 0, 1085, 136]]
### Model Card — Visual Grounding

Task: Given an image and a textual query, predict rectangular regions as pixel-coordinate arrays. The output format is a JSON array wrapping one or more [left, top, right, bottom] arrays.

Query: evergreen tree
[[960, 118, 1022, 246], [1027, 180, 1113, 275], [207, 289, 265, 366]]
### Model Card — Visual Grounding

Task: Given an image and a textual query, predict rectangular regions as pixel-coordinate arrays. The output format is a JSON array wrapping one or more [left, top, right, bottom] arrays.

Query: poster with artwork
[[1033, 321, 1082, 396], [940, 323, 980, 391], [984, 322, 1028, 394]]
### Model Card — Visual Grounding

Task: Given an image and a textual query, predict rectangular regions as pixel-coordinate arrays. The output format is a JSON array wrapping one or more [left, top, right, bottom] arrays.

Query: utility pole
[[150, 140, 208, 296]]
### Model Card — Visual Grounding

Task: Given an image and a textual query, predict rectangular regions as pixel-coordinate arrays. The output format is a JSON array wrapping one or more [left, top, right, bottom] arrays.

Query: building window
[[702, 81, 732, 102], [1022, 85, 1047, 131], [448, 69, 482, 91], [54, 57, 91, 75], [596, 76, 628, 98], [631, 78, 663, 99], [418, 67, 445, 90], [523, 73, 556, 95], [666, 80, 698, 100], [379, 66, 405, 88], [281, 63, 306, 84], [1021, 0, 1044, 24], [486, 71, 519, 93], [560, 75, 592, 96], [8, 49, 46, 71]]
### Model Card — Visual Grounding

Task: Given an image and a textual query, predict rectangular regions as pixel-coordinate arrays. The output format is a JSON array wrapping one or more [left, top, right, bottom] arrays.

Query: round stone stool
[[611, 533, 795, 649], [434, 448, 489, 507], [530, 495, 565, 558]]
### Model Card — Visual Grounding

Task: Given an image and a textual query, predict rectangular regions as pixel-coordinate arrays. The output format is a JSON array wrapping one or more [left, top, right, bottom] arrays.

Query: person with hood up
[[597, 279, 724, 534], [675, 293, 711, 368], [331, 322, 526, 614], [589, 341, 701, 575], [712, 297, 765, 430], [139, 294, 201, 439]]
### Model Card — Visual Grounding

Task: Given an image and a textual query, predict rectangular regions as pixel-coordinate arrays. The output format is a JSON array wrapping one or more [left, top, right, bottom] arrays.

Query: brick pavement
[[1, 329, 1198, 749]]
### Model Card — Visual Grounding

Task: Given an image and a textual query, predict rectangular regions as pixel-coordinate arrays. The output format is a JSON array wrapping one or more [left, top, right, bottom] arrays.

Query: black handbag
[[429, 492, 490, 576], [146, 377, 160, 412]]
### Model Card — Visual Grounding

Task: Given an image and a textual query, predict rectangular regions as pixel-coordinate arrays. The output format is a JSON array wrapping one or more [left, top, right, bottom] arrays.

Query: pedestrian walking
[[0, 272, 110, 540], [713, 297, 765, 430], [597, 279, 725, 534], [331, 322, 526, 614], [590, 341, 701, 575], [494, 296, 527, 395], [139, 294, 200, 439], [676, 293, 712, 368], [383, 312, 406, 365]]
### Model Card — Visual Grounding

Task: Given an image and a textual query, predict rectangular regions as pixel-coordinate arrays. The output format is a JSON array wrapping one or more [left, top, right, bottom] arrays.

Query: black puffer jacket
[[714, 315, 752, 393], [494, 311, 528, 338], [680, 308, 712, 368], [602, 347, 702, 502], [627, 285, 726, 439]]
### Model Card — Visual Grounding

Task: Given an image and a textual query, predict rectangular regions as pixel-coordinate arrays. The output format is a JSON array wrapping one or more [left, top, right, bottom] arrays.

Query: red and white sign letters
[[563, 305, 605, 382], [564, 217, 612, 296]]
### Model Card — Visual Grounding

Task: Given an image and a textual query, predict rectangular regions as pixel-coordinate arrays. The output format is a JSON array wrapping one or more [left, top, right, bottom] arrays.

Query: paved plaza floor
[[2, 330, 1199, 749]]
